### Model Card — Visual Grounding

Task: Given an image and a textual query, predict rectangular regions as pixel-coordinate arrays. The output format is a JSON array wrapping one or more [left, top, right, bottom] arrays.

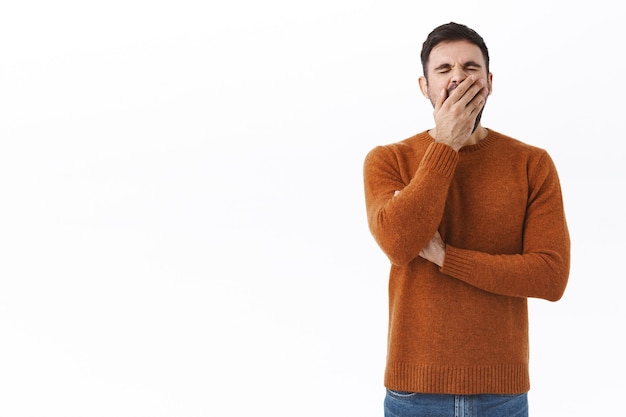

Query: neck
[[466, 125, 489, 146], [427, 125, 489, 148]]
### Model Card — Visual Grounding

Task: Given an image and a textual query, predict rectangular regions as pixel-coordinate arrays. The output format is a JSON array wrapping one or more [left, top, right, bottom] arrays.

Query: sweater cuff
[[422, 142, 459, 178], [441, 245, 473, 280]]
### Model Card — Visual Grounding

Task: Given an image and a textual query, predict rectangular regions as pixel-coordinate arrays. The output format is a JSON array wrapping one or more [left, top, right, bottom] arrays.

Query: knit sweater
[[363, 129, 570, 395]]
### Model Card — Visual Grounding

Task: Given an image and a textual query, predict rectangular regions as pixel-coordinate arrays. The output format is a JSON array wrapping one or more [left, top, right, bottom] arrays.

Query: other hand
[[419, 230, 446, 267]]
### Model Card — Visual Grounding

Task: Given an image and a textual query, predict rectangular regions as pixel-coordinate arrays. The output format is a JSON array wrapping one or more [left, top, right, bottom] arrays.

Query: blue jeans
[[384, 389, 528, 417]]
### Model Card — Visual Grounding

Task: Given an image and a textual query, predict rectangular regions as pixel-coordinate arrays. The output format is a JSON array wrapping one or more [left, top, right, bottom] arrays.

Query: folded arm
[[419, 153, 570, 301], [363, 142, 459, 266]]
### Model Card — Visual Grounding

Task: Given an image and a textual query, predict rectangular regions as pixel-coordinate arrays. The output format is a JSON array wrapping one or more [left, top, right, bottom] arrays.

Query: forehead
[[427, 40, 486, 70]]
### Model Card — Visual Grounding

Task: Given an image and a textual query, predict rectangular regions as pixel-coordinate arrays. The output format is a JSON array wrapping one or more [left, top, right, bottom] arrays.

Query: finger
[[446, 75, 477, 103], [457, 79, 485, 108], [447, 77, 486, 112], [466, 87, 488, 114]]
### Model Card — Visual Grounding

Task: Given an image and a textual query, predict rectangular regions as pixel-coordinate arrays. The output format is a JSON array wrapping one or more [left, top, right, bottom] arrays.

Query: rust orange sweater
[[363, 129, 570, 394]]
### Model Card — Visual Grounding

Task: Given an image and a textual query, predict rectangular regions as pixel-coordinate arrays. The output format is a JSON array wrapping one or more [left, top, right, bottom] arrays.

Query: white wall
[[0, 1, 622, 416]]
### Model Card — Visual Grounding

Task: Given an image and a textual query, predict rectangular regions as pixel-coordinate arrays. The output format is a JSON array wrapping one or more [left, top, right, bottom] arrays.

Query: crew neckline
[[424, 128, 497, 153], [459, 128, 497, 153]]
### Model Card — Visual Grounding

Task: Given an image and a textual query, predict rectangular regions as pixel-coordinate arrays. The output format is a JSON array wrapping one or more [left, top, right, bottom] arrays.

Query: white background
[[1, 1, 623, 416]]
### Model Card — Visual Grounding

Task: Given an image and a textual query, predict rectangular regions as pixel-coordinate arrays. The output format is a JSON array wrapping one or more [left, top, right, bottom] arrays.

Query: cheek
[[426, 82, 445, 102], [425, 78, 447, 96], [422, 82, 435, 98]]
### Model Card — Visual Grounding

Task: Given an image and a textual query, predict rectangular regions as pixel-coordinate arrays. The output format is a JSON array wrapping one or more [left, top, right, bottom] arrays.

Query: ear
[[487, 72, 493, 95], [418, 76, 429, 98]]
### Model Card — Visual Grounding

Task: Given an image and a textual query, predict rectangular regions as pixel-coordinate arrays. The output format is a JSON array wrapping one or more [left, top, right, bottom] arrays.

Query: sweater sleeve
[[440, 152, 570, 301], [363, 141, 459, 266]]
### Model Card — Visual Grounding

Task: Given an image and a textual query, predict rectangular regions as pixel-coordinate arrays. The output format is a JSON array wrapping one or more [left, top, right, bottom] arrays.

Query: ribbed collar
[[423, 128, 498, 153], [458, 128, 498, 153]]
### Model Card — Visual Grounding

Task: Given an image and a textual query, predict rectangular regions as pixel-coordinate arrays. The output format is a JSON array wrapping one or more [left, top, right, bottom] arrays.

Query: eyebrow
[[433, 61, 483, 71]]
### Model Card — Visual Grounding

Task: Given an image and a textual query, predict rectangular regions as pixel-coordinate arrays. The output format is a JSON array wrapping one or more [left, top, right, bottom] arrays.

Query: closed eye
[[463, 61, 483, 71], [433, 61, 483, 74], [434, 64, 452, 74]]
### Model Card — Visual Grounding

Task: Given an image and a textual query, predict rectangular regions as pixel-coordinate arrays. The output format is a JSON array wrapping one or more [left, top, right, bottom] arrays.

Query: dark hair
[[420, 22, 490, 77]]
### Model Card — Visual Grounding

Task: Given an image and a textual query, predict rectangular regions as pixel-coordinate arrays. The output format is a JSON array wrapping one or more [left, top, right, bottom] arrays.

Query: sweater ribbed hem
[[421, 142, 458, 179], [385, 362, 530, 395]]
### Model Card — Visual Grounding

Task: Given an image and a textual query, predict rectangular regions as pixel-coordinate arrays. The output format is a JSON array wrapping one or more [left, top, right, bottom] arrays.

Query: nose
[[450, 66, 468, 85]]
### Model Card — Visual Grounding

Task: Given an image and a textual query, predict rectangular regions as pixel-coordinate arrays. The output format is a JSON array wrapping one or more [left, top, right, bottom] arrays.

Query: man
[[363, 22, 570, 417]]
